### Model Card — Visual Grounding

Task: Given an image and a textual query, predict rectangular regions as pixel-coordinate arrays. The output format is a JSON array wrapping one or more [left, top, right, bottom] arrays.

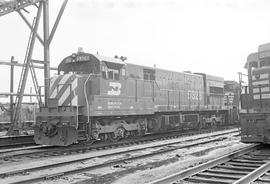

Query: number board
[[65, 54, 90, 64], [76, 55, 90, 62]]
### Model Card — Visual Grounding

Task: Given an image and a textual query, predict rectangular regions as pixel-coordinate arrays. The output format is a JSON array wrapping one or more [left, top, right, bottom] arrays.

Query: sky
[[1, 0, 270, 101]]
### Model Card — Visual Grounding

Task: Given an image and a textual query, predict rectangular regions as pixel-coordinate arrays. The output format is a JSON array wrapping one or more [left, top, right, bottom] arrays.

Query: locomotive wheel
[[108, 133, 120, 142], [108, 127, 125, 142], [138, 128, 146, 136], [212, 119, 216, 126], [130, 130, 138, 138], [99, 133, 108, 142]]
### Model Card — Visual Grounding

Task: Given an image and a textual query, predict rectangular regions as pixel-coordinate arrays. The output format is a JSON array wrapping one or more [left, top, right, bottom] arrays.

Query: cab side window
[[121, 68, 126, 77], [108, 69, 114, 79], [143, 68, 155, 81], [103, 67, 120, 80], [102, 65, 108, 79], [114, 69, 120, 80], [102, 61, 124, 80]]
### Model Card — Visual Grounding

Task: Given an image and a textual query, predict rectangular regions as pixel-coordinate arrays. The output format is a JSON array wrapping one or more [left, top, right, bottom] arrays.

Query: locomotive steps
[[0, 129, 239, 184]]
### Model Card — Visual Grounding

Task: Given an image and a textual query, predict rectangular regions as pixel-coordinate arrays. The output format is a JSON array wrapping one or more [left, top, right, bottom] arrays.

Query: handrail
[[84, 73, 95, 138]]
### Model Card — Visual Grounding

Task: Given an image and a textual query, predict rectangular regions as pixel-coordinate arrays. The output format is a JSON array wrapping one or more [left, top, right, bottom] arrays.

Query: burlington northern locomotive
[[241, 43, 270, 144], [34, 50, 236, 146]]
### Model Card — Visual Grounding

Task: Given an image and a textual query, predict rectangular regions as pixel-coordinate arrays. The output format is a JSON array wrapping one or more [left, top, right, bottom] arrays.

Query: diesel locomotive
[[34, 50, 235, 146], [241, 43, 270, 144]]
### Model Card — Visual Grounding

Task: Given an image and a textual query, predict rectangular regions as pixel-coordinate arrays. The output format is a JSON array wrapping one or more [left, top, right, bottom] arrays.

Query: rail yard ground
[[0, 128, 248, 184]]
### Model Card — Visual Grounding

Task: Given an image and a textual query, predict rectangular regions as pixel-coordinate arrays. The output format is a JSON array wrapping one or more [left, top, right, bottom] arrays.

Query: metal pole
[[43, 0, 50, 107], [227, 95, 229, 109], [30, 87, 32, 103], [238, 72, 242, 116], [198, 90, 200, 109], [259, 85, 262, 109], [245, 86, 249, 113], [7, 3, 43, 135], [178, 91, 181, 110], [10, 56, 14, 124]]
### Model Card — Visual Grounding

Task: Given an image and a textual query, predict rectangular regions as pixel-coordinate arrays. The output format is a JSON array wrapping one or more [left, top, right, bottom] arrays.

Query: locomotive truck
[[241, 43, 270, 144], [34, 50, 234, 146]]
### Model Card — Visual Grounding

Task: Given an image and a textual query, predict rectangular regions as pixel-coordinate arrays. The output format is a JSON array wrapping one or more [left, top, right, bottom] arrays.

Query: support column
[[43, 0, 50, 107], [10, 56, 14, 124], [7, 3, 43, 135]]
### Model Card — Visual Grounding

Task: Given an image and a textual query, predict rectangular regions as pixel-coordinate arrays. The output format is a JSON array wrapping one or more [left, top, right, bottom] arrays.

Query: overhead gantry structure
[[0, 0, 68, 135]]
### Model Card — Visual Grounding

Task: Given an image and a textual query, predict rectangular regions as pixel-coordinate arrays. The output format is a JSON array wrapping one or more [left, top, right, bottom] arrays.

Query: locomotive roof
[[245, 52, 259, 69], [127, 62, 224, 82], [258, 42, 270, 53], [60, 52, 126, 65], [94, 54, 126, 65], [126, 62, 204, 78], [58, 52, 126, 73], [245, 45, 270, 69], [59, 52, 222, 80]]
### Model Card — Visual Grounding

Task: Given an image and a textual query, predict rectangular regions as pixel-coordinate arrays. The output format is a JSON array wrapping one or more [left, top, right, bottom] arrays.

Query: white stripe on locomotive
[[252, 80, 269, 86], [252, 73, 269, 80], [71, 95, 78, 106], [50, 74, 72, 98], [254, 93, 270, 99], [253, 87, 270, 93], [50, 75, 58, 89], [58, 78, 78, 106], [50, 75, 63, 97]]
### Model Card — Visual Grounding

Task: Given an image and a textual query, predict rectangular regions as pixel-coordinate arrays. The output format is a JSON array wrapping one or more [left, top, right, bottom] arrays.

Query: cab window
[[102, 65, 120, 80], [143, 68, 155, 81]]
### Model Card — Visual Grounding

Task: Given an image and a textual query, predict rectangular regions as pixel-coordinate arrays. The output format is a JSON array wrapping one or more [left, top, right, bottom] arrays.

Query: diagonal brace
[[47, 0, 68, 45], [18, 10, 44, 46], [7, 2, 43, 135]]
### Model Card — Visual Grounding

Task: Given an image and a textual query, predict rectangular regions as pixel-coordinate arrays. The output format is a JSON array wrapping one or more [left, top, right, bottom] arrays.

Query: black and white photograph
[[0, 0, 270, 183]]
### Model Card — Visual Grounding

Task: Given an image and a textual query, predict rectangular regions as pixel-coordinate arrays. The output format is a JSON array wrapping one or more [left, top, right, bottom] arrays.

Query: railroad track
[[0, 134, 35, 149], [149, 144, 270, 184], [0, 129, 239, 184], [0, 126, 238, 162]]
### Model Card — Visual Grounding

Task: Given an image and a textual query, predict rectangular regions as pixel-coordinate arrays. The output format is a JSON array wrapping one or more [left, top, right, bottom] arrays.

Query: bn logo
[[108, 82, 121, 95]]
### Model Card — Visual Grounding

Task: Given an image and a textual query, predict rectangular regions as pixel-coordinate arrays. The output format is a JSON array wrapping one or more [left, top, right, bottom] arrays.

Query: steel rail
[[233, 162, 270, 184], [0, 135, 34, 148], [0, 144, 50, 154], [0, 131, 239, 183], [149, 144, 260, 184], [0, 127, 239, 160]]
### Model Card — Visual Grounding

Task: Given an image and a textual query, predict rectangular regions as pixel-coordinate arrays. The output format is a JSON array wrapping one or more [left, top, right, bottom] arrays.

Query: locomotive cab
[[34, 50, 128, 146], [241, 43, 270, 144]]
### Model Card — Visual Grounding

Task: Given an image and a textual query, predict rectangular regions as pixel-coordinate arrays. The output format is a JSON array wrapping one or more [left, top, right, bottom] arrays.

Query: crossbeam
[[0, 92, 44, 97], [0, 60, 57, 70], [0, 0, 43, 16]]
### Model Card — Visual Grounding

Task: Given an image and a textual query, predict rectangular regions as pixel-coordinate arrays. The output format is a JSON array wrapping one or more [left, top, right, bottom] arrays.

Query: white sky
[[1, 0, 270, 100]]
